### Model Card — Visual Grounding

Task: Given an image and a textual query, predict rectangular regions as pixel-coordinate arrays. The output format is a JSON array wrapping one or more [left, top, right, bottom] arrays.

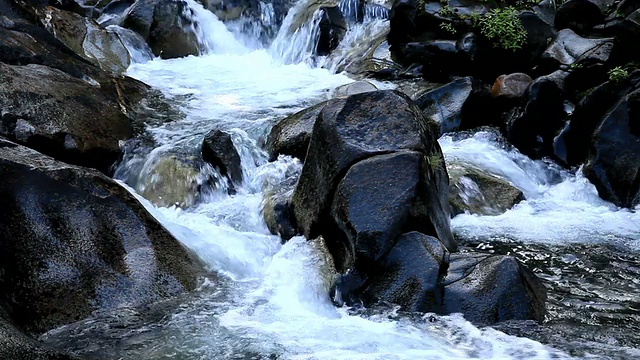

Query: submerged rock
[[0, 139, 204, 335], [262, 189, 298, 241], [0, 314, 76, 360], [443, 253, 547, 325], [448, 162, 524, 216], [138, 152, 205, 208]]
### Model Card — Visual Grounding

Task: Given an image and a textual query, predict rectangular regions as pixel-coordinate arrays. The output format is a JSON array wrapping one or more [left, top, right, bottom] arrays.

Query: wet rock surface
[[0, 139, 204, 336]]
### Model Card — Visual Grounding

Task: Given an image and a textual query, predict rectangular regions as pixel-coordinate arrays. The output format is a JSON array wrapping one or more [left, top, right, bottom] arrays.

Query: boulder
[[505, 77, 567, 158], [583, 87, 640, 208], [291, 90, 455, 272], [414, 77, 487, 135], [266, 101, 330, 162], [1, 314, 76, 360], [0, 62, 142, 174], [202, 129, 243, 185], [39, 6, 131, 74], [360, 232, 449, 312], [0, 139, 203, 335], [447, 162, 525, 216], [198, 0, 256, 21], [316, 6, 347, 56], [554, 70, 640, 166], [122, 0, 199, 59], [403, 40, 469, 82], [554, 0, 607, 35], [541, 29, 613, 69], [490, 73, 533, 99], [443, 253, 547, 324], [332, 151, 447, 267], [137, 152, 205, 208]]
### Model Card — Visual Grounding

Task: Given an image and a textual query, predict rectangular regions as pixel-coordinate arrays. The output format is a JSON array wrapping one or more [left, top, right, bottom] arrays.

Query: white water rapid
[[46, 0, 640, 358]]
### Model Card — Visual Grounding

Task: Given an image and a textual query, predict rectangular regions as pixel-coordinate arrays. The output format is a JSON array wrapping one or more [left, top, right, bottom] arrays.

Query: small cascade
[[321, 18, 389, 73], [268, 1, 325, 64], [339, 0, 363, 22], [182, 0, 249, 55]]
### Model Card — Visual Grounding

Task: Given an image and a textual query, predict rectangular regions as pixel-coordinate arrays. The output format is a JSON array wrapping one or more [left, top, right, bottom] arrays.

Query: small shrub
[[608, 66, 629, 83], [439, 5, 456, 17], [439, 22, 457, 34], [473, 7, 527, 51]]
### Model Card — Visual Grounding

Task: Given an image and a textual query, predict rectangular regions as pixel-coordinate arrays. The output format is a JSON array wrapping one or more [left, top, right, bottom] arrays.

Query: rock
[[291, 90, 455, 272], [554, 0, 607, 35], [138, 152, 205, 208], [506, 77, 567, 158], [360, 232, 449, 312], [387, 0, 417, 62], [448, 162, 525, 216], [198, 0, 256, 21], [490, 73, 533, 99], [443, 253, 547, 325], [316, 6, 347, 56], [202, 129, 243, 185], [262, 189, 298, 241], [266, 100, 332, 162], [123, 0, 199, 59], [0, 62, 141, 174], [414, 77, 486, 135], [554, 70, 640, 166], [583, 87, 640, 208], [403, 40, 469, 82], [332, 151, 448, 267], [39, 6, 131, 74], [541, 29, 613, 69], [333, 80, 378, 97], [1, 315, 76, 360], [0, 139, 203, 335]]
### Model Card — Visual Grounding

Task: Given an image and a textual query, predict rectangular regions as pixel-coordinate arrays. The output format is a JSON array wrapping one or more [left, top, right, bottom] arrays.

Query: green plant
[[569, 62, 583, 70], [608, 66, 629, 83], [427, 153, 445, 171], [473, 7, 527, 51], [440, 22, 457, 34], [439, 5, 456, 17]]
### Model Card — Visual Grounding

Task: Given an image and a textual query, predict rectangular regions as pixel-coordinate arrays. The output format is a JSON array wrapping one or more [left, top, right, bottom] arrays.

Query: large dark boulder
[[540, 29, 613, 70], [202, 129, 243, 185], [554, 70, 640, 166], [1, 314, 76, 360], [122, 0, 199, 59], [443, 253, 547, 325], [583, 87, 640, 208], [554, 0, 607, 35], [291, 90, 455, 273], [332, 151, 450, 268], [0, 62, 143, 175], [360, 232, 449, 312], [0, 139, 204, 335], [505, 77, 567, 158], [266, 100, 331, 162]]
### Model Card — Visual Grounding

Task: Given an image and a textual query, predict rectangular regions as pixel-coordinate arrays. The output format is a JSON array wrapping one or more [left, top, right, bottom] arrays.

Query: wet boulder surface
[[0, 139, 204, 336], [0, 0, 150, 174], [290, 90, 544, 324]]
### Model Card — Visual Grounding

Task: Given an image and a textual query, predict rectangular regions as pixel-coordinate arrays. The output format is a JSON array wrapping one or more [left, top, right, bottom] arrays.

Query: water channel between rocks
[[41, 0, 640, 358]]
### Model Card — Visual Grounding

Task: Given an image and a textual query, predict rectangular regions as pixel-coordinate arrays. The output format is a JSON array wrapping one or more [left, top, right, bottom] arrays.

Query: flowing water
[[41, 0, 640, 358]]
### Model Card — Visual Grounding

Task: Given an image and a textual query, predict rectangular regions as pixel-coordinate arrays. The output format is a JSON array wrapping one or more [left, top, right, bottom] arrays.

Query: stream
[[41, 0, 640, 358]]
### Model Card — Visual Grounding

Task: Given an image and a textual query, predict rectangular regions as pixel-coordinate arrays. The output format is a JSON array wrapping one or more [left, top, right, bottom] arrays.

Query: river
[[41, 0, 640, 358]]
